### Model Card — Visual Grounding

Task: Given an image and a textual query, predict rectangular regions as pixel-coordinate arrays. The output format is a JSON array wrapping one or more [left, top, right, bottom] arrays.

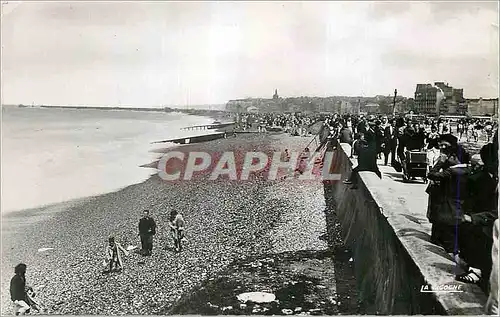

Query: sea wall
[[323, 140, 488, 315]]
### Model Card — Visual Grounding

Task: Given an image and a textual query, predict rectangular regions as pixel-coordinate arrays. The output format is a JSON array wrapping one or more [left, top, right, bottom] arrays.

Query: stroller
[[402, 150, 428, 183]]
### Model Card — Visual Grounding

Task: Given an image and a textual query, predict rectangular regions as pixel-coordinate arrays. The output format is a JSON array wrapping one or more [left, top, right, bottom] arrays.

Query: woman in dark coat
[[343, 122, 381, 188], [426, 134, 471, 254], [360, 123, 382, 178]]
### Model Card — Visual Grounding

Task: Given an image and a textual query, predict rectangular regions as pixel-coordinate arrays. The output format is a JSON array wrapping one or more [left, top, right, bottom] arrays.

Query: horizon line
[[3, 93, 499, 108]]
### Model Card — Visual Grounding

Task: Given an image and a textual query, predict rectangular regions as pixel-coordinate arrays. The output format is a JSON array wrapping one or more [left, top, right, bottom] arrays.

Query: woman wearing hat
[[426, 133, 471, 254]]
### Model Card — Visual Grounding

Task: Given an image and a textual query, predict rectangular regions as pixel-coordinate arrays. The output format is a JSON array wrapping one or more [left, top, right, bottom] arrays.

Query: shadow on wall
[[321, 140, 444, 315]]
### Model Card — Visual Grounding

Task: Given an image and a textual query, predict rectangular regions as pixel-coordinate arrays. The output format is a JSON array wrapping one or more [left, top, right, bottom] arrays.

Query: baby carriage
[[402, 150, 428, 183]]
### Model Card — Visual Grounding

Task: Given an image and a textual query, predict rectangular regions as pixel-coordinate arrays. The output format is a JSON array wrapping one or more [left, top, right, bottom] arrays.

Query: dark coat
[[427, 164, 471, 225], [402, 128, 423, 151], [138, 217, 156, 235], [10, 274, 26, 302], [357, 129, 381, 177], [339, 128, 353, 145], [374, 126, 384, 153], [357, 121, 367, 134], [383, 125, 398, 148], [464, 166, 499, 237], [353, 139, 365, 156]]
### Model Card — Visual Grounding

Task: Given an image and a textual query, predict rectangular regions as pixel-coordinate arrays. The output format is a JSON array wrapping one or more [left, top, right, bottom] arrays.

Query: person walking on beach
[[10, 263, 31, 315], [169, 210, 186, 252], [138, 210, 156, 256], [103, 237, 129, 273], [281, 149, 291, 162]]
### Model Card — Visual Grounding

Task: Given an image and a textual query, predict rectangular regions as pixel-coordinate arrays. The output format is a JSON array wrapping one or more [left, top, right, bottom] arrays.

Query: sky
[[1, 1, 499, 107]]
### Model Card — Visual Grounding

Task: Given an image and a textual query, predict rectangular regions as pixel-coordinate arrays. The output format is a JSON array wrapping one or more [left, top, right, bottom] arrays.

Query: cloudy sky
[[1, 1, 498, 107]]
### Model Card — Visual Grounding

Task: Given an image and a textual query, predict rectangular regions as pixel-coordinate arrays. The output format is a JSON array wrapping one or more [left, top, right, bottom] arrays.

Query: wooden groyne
[[152, 132, 227, 145], [181, 122, 236, 131]]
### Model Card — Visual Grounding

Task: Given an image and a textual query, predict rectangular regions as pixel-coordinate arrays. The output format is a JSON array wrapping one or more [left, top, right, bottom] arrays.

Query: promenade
[[326, 140, 489, 314]]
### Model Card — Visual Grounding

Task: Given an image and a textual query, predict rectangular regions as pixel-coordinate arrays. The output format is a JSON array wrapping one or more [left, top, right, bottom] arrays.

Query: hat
[[439, 134, 458, 145]]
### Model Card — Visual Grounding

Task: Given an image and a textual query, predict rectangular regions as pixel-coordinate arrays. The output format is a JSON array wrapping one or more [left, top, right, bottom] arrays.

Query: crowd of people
[[457, 119, 496, 143], [324, 113, 498, 314], [236, 112, 322, 136]]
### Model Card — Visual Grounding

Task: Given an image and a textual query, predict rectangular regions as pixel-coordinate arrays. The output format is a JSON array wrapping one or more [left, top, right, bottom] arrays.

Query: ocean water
[[1, 106, 215, 213]]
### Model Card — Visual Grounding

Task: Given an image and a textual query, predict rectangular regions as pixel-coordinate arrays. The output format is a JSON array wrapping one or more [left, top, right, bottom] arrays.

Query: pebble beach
[[1, 132, 331, 315]]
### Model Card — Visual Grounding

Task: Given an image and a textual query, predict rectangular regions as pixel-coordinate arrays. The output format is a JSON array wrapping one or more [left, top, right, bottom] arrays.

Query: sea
[[1, 106, 215, 213]]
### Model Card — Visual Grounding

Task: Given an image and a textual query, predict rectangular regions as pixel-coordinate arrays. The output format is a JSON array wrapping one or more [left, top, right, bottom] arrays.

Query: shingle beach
[[1, 133, 329, 315]]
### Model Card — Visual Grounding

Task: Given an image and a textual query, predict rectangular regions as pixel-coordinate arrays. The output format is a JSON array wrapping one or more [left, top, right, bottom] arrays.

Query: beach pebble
[[309, 308, 322, 315], [252, 307, 262, 313], [37, 247, 54, 252], [282, 308, 294, 315], [237, 292, 276, 303]]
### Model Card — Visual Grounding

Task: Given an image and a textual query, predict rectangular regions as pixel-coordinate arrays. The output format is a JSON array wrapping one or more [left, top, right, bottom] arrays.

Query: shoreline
[[1, 132, 321, 315], [1, 107, 221, 214]]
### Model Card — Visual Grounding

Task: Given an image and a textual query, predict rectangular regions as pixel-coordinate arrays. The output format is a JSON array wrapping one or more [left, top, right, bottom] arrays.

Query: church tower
[[273, 89, 279, 100]]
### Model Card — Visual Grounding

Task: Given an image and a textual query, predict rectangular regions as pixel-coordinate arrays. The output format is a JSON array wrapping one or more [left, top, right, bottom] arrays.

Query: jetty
[[152, 132, 227, 145], [181, 122, 235, 131]]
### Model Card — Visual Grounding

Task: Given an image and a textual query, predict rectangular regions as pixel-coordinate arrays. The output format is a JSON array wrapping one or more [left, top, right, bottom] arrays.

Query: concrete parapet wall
[[323, 141, 488, 315]]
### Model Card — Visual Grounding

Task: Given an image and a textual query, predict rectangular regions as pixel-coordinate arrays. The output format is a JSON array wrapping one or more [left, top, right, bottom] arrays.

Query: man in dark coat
[[356, 117, 367, 135], [352, 116, 360, 134], [374, 120, 385, 159], [138, 210, 156, 256], [383, 119, 398, 166], [396, 120, 409, 163]]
